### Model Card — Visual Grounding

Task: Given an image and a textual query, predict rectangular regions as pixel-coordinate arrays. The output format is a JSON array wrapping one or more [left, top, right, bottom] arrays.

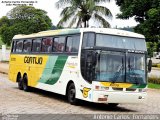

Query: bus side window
[[82, 32, 95, 48], [23, 39, 32, 53], [53, 37, 65, 52], [15, 40, 23, 53], [66, 35, 80, 53], [32, 38, 41, 52], [42, 37, 53, 53]]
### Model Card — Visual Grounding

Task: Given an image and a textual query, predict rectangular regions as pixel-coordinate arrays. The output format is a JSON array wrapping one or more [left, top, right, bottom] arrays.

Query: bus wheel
[[18, 75, 23, 90], [108, 103, 119, 107], [67, 83, 78, 105], [23, 75, 29, 92]]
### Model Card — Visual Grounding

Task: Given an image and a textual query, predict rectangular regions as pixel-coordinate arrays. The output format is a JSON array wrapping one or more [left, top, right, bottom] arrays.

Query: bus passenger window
[[53, 37, 65, 52], [15, 40, 23, 53], [23, 39, 32, 53], [11, 41, 16, 53], [32, 38, 41, 52], [66, 35, 80, 52], [42, 37, 53, 53]]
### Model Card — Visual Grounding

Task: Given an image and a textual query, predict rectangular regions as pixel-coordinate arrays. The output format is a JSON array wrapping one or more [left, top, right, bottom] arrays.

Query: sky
[[0, 0, 138, 28]]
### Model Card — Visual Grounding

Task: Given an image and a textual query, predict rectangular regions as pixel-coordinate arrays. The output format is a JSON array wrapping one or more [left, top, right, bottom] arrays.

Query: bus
[[9, 28, 151, 106]]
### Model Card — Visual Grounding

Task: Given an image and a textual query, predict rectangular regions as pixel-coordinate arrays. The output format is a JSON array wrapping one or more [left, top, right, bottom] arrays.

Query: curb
[[0, 62, 9, 75], [0, 71, 8, 75]]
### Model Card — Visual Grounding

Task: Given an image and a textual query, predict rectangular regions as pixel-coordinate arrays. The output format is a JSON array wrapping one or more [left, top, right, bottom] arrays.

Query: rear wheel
[[67, 83, 78, 105], [18, 75, 23, 90], [23, 75, 30, 92]]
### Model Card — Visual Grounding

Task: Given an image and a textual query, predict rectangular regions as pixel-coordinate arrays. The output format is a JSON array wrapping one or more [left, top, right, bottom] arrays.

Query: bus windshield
[[96, 51, 146, 84]]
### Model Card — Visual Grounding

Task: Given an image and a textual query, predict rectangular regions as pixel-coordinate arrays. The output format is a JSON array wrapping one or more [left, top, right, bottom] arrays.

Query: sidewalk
[[0, 62, 9, 74]]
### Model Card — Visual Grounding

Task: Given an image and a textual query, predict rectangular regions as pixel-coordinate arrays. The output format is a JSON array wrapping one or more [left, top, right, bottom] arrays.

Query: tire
[[108, 103, 119, 107], [23, 75, 30, 92], [67, 83, 78, 105], [18, 75, 23, 90]]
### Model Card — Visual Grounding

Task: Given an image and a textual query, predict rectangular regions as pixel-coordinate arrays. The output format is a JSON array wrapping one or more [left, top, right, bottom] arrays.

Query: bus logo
[[24, 56, 43, 64], [81, 87, 91, 98]]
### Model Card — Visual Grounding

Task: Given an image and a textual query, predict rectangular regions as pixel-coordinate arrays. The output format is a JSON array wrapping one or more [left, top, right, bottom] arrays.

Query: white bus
[[9, 28, 151, 106]]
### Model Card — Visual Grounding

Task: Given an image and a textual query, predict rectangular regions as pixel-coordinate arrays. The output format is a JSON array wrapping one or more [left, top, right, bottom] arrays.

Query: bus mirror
[[148, 59, 152, 73]]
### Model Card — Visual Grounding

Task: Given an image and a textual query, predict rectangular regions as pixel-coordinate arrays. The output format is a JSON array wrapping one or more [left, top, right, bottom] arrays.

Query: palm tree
[[56, 0, 112, 28]]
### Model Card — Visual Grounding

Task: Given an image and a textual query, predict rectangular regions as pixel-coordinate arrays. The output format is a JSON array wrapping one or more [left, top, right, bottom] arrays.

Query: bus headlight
[[139, 88, 147, 92]]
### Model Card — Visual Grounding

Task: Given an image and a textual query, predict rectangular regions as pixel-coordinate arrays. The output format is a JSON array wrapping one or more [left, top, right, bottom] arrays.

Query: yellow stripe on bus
[[100, 82, 132, 88]]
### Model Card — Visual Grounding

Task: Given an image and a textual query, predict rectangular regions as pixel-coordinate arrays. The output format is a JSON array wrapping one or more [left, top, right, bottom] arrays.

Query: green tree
[[0, 25, 13, 45], [0, 16, 11, 27], [0, 6, 52, 45], [115, 0, 160, 42], [147, 42, 158, 57], [56, 0, 112, 28]]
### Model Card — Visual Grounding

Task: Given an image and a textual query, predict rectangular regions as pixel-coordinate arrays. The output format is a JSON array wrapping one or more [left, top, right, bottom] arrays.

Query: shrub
[[152, 63, 158, 67], [152, 63, 160, 68], [148, 75, 160, 84], [157, 64, 160, 68]]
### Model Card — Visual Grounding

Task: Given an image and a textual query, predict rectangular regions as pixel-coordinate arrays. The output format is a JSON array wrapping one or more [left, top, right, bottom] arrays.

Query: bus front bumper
[[92, 91, 147, 104]]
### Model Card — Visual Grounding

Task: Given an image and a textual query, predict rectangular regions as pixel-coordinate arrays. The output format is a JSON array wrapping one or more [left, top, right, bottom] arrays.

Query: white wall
[[0, 49, 10, 61]]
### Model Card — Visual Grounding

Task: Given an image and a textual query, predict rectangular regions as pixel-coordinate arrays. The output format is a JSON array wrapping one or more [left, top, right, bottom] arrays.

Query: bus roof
[[13, 28, 145, 40]]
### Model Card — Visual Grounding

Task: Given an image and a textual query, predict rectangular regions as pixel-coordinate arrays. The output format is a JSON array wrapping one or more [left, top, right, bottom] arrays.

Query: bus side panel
[[35, 55, 93, 101], [9, 54, 25, 82], [9, 54, 48, 87], [35, 55, 69, 95]]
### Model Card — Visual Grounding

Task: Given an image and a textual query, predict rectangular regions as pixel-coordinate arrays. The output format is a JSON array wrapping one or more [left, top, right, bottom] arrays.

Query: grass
[[148, 83, 160, 89]]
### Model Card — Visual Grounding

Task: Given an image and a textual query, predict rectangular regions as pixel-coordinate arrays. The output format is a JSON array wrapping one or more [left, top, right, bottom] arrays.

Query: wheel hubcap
[[69, 89, 75, 101]]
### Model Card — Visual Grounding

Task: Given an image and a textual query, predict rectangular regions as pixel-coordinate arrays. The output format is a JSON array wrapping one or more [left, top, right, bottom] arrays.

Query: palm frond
[[76, 18, 82, 27], [94, 0, 110, 4], [68, 15, 78, 27], [71, 0, 82, 8], [57, 11, 75, 27], [55, 0, 72, 9], [60, 7, 72, 17], [86, 0, 95, 12], [93, 13, 111, 28], [94, 6, 112, 18]]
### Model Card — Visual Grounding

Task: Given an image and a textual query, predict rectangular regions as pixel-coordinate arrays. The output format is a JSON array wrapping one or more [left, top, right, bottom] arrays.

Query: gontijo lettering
[[24, 56, 43, 64]]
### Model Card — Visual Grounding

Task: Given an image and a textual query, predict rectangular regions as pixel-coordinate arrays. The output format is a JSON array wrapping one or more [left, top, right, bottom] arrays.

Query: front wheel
[[67, 83, 78, 105]]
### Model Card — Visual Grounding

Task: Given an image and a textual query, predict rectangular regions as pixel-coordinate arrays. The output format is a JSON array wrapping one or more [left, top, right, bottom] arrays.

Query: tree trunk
[[84, 21, 87, 28], [87, 21, 89, 27]]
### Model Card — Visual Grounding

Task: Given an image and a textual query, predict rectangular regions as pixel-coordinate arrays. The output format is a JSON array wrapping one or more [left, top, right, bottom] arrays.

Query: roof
[[13, 28, 145, 40]]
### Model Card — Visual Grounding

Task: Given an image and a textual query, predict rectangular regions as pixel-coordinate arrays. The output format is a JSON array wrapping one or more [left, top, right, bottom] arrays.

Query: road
[[0, 73, 160, 115]]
